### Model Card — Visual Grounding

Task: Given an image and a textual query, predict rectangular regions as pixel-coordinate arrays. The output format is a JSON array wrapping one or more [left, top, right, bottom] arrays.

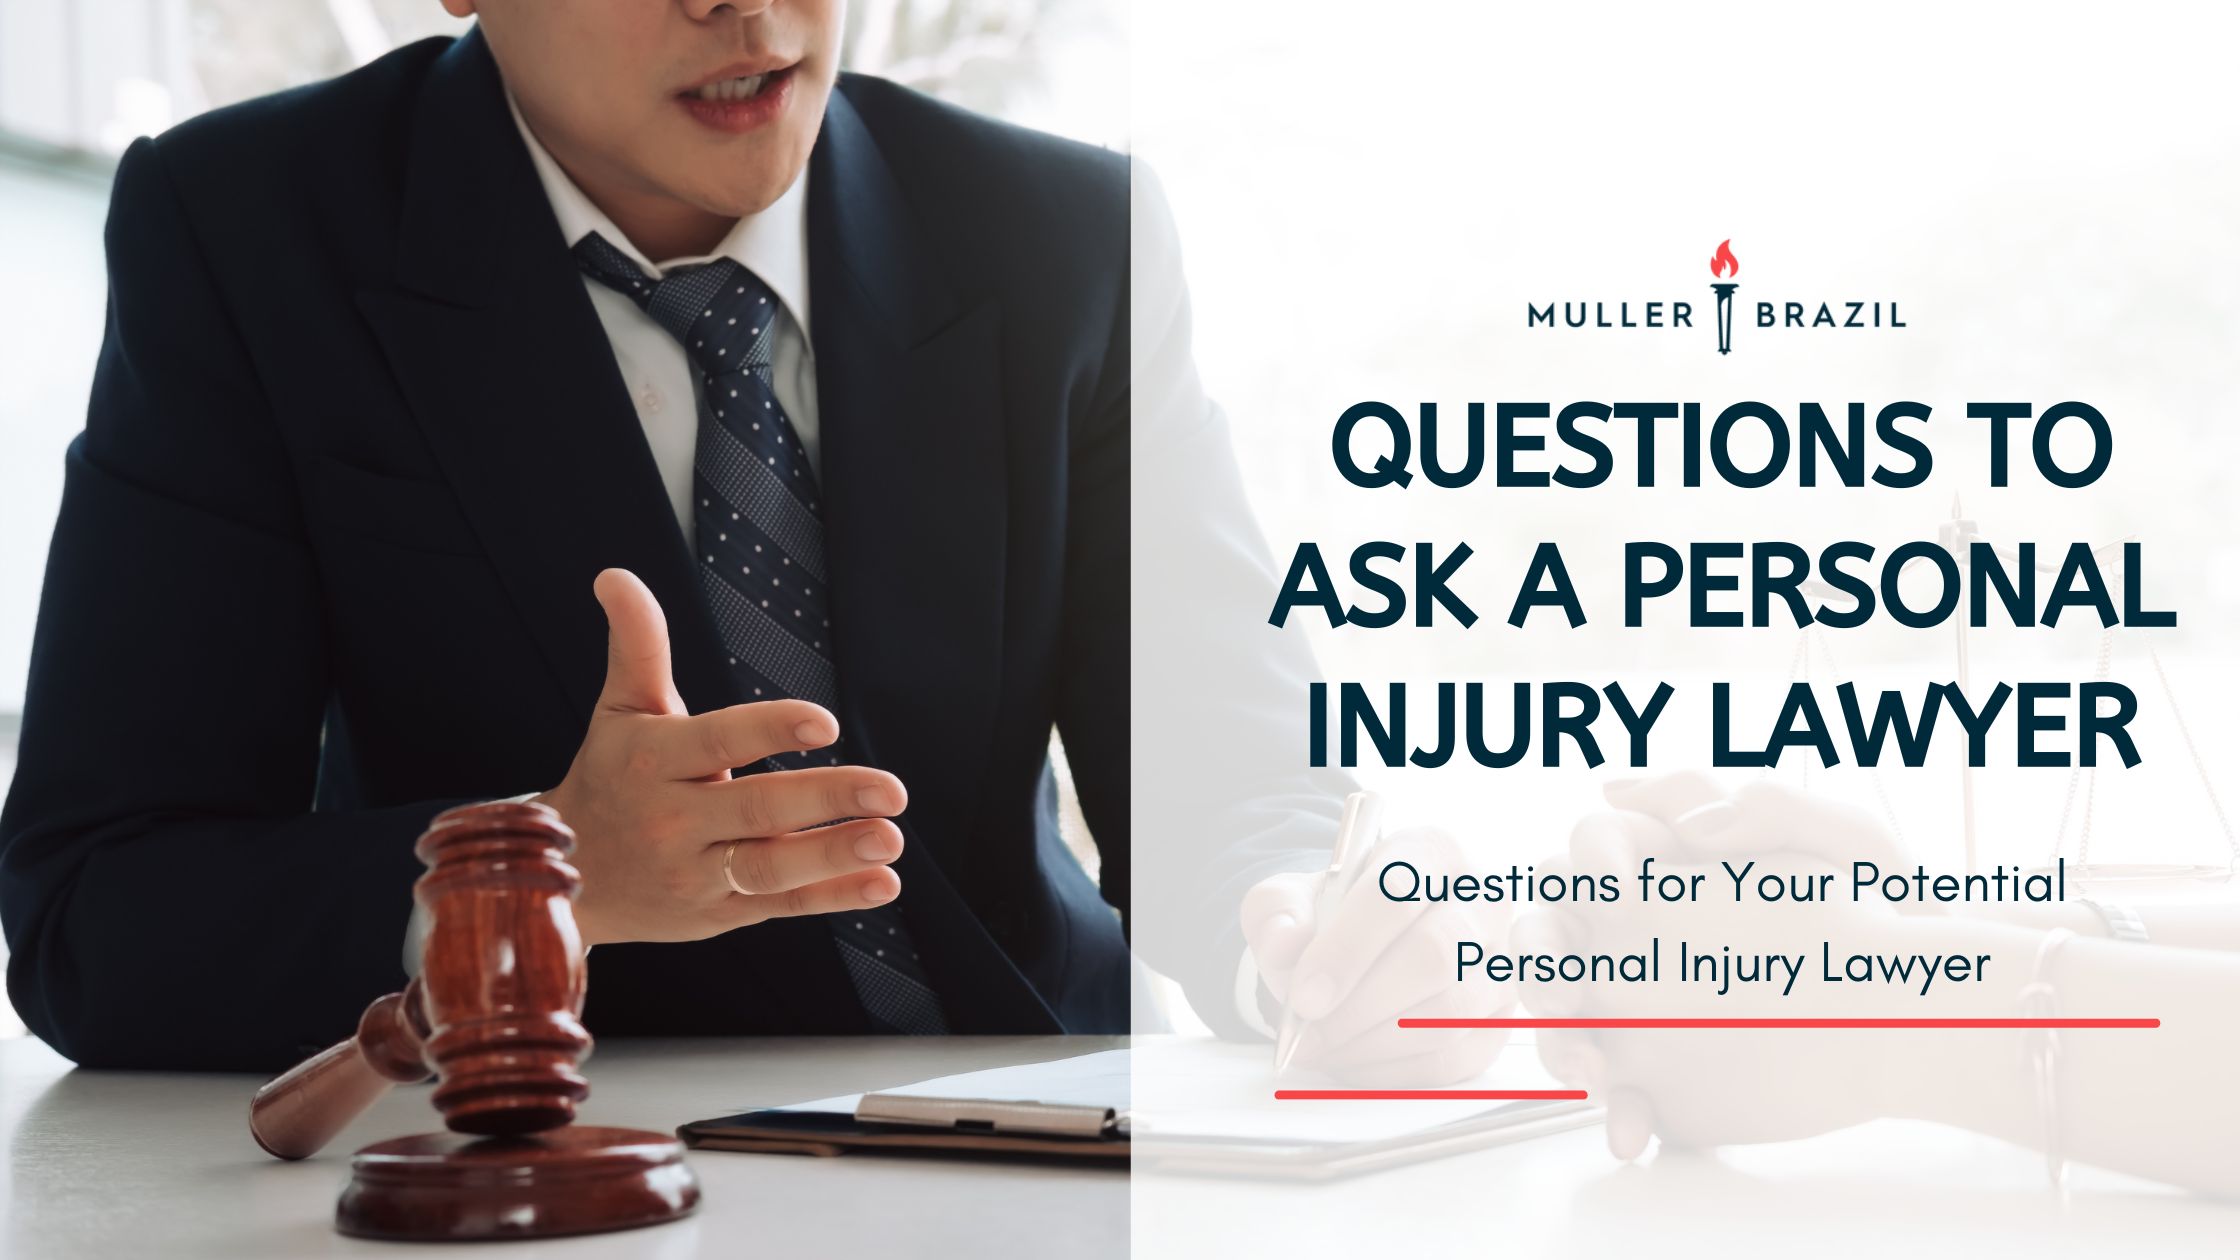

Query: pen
[[1273, 790, 1385, 1077]]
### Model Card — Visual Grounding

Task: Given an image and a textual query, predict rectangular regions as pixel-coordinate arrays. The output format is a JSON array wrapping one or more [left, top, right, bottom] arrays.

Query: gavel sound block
[[249, 801, 700, 1241]]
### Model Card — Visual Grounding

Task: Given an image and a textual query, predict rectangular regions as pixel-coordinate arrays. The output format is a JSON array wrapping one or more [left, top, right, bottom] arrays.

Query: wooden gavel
[[249, 801, 696, 1241], [251, 800, 592, 1157], [249, 974, 441, 1160]]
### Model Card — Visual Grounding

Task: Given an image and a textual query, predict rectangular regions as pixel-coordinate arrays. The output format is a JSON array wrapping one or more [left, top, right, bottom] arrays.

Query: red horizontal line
[[1400, 1017, 2159, 1030], [1273, 1089, 1589, 1101]]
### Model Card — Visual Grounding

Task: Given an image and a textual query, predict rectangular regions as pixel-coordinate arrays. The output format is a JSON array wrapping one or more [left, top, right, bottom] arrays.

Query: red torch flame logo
[[1709, 239, 1740, 278]]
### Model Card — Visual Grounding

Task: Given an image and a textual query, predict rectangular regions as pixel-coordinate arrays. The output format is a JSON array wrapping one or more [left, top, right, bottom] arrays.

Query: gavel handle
[[250, 977, 432, 1160]]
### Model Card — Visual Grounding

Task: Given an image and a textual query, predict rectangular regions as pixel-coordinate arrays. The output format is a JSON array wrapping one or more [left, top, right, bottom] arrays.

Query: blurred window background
[[0, 0, 1124, 1038]]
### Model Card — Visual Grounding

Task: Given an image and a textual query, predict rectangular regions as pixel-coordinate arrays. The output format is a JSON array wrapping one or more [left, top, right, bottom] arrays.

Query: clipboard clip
[[854, 1094, 1128, 1140]]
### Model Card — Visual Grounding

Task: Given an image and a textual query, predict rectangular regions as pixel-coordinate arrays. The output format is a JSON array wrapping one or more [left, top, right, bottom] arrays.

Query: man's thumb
[[593, 568, 681, 714]]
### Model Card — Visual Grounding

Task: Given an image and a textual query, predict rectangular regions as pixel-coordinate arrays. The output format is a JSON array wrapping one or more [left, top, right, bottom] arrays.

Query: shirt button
[[637, 385, 663, 414]]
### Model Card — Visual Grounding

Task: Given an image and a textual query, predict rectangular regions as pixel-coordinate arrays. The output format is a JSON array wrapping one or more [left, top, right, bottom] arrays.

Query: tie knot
[[572, 232, 781, 379]]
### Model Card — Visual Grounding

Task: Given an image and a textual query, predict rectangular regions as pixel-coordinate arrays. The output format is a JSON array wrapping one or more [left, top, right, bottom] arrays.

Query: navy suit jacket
[[0, 30, 1159, 1069]]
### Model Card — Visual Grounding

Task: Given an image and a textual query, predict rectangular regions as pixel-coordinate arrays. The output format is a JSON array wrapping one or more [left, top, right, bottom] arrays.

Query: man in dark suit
[[1, 1, 1497, 1079]]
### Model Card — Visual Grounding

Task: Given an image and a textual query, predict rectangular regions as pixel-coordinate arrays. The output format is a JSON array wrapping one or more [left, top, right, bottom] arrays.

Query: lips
[[674, 63, 798, 134], [689, 73, 775, 103]]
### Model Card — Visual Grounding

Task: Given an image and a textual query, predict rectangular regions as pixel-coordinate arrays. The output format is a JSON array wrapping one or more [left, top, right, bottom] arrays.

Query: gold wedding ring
[[723, 839, 754, 896]]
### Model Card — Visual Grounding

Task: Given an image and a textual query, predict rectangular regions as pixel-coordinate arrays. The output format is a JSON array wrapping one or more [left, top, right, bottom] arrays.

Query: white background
[[1132, 0, 2240, 878], [1131, 2, 2240, 1254]]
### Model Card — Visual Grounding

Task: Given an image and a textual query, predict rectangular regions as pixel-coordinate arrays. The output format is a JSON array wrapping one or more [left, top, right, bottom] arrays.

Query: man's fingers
[[1567, 809, 1671, 876], [1286, 828, 1457, 1022], [1534, 1027, 1604, 1090], [1602, 771, 1728, 840], [1301, 906, 1496, 1051], [1240, 873, 1319, 994], [698, 766, 907, 839], [714, 866, 902, 932], [1699, 780, 1905, 867], [713, 819, 902, 897], [593, 568, 683, 715], [1608, 773, 1904, 866], [1605, 1086, 1657, 1161], [657, 699, 839, 779], [1511, 906, 1602, 1017]]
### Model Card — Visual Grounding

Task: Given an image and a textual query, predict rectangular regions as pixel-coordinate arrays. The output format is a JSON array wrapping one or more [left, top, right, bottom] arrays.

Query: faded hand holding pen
[[1238, 794, 1515, 1086], [1274, 792, 1386, 1075]]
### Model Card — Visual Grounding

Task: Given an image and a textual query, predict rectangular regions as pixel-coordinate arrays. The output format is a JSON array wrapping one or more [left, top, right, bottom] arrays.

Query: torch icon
[[1709, 238, 1740, 354]]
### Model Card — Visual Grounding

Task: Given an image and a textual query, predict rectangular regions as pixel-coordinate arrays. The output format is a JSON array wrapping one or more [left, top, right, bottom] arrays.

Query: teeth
[[694, 74, 769, 103]]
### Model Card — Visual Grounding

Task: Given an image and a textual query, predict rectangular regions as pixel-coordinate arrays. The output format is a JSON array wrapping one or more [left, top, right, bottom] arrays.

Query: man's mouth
[[674, 64, 798, 133], [688, 72, 780, 103]]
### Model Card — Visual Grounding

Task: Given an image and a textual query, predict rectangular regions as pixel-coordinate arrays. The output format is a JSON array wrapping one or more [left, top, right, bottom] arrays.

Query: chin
[[677, 138, 814, 214], [690, 177, 797, 220]]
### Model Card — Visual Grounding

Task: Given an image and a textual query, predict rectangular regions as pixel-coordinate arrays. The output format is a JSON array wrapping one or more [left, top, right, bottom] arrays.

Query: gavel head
[[412, 801, 592, 1136]]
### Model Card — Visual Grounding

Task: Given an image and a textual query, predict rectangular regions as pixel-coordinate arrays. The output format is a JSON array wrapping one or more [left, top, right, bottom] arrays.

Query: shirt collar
[[506, 89, 813, 342]]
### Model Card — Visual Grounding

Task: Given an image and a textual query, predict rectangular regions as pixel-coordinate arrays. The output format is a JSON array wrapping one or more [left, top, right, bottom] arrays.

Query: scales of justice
[[1782, 498, 2237, 894]]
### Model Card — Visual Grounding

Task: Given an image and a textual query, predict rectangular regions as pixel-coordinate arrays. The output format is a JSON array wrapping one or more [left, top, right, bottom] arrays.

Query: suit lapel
[[356, 30, 868, 1032], [355, 29, 739, 727], [811, 88, 1061, 1032], [812, 87, 1008, 864]]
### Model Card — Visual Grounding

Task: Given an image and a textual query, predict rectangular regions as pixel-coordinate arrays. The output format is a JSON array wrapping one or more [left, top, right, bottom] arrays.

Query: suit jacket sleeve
[[0, 137, 457, 1070], [1056, 161, 1355, 1038]]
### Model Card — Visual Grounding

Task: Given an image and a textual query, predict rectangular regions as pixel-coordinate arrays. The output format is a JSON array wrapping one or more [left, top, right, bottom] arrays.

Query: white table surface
[[1135, 1096, 2240, 1260], [10, 1028, 2238, 1259], [0, 1033, 1127, 1259]]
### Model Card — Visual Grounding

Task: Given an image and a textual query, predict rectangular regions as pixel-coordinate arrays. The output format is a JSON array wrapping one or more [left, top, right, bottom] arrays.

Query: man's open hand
[[536, 569, 907, 946]]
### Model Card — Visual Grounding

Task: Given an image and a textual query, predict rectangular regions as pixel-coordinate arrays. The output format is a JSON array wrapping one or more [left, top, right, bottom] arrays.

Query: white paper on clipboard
[[764, 1036, 1597, 1177]]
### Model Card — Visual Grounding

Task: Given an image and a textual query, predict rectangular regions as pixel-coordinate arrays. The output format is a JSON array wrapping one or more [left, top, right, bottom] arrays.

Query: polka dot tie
[[575, 233, 949, 1034]]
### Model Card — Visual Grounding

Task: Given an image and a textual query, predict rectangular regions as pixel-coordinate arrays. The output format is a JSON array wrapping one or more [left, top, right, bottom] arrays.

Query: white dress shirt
[[506, 92, 822, 525]]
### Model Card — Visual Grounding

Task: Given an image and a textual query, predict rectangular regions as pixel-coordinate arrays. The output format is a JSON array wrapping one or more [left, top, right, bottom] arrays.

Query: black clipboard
[[680, 1094, 1130, 1166]]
